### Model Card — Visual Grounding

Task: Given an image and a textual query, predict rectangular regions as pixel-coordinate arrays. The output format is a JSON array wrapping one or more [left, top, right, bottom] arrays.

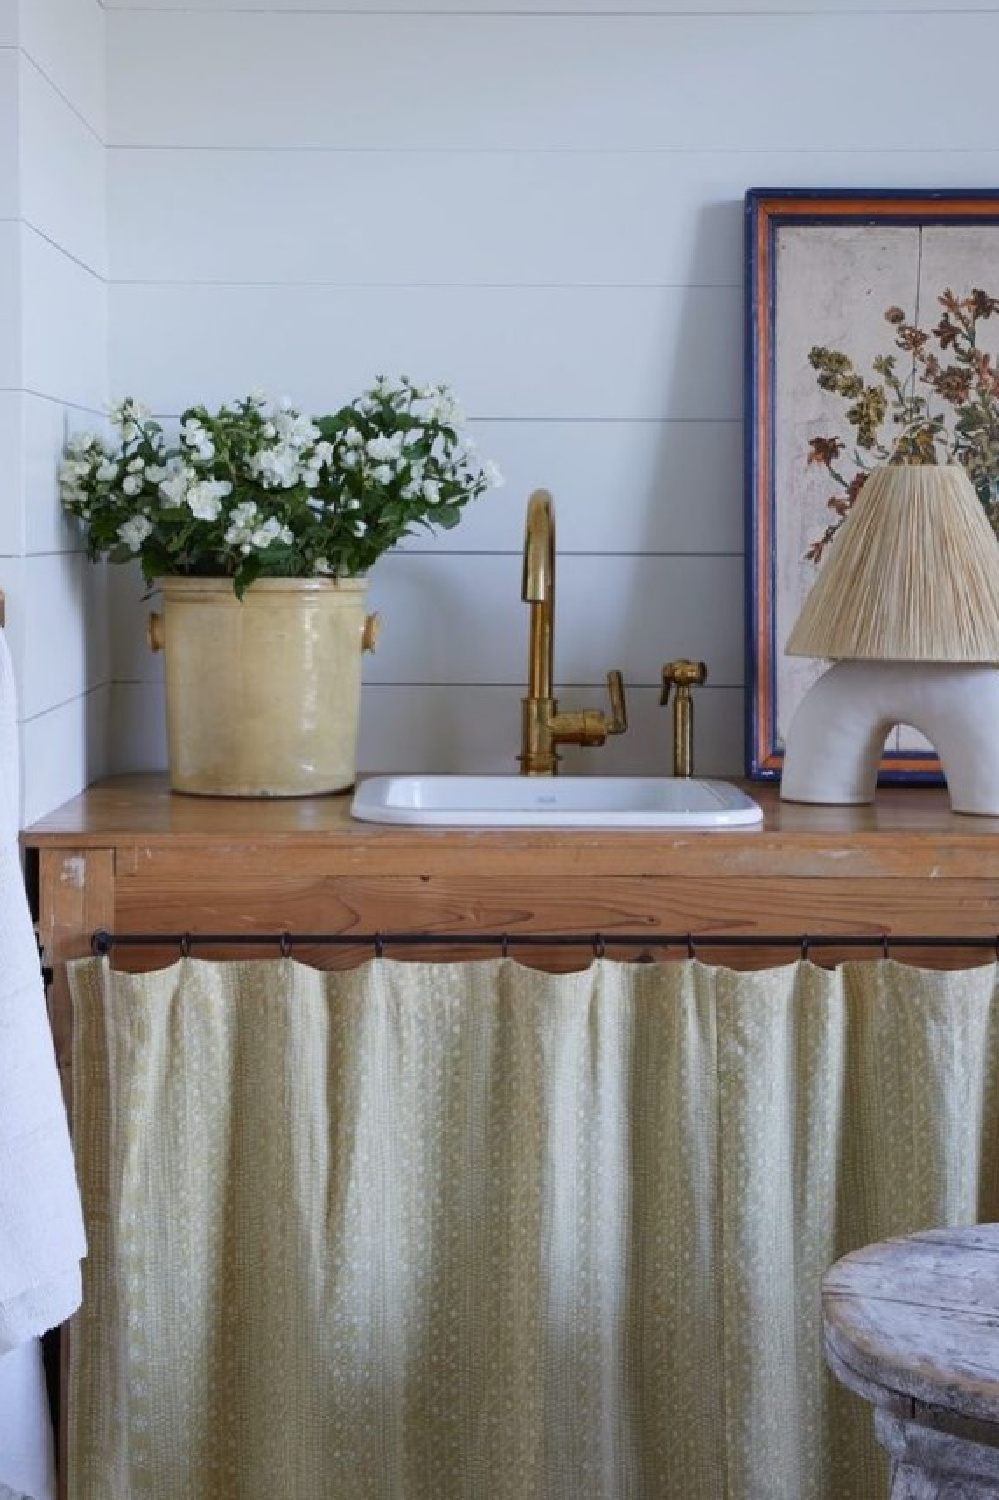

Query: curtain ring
[[500, 933, 510, 958], [373, 932, 385, 958], [686, 932, 696, 959], [593, 933, 606, 958], [800, 934, 810, 960], [92, 929, 112, 956], [279, 931, 293, 958], [179, 932, 192, 957]]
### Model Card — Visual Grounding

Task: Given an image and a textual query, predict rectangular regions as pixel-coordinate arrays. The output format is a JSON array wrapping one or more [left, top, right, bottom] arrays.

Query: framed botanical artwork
[[744, 187, 999, 781]]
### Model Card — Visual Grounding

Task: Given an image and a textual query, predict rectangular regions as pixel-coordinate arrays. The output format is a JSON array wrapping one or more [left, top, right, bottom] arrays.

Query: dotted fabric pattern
[[67, 955, 999, 1500]]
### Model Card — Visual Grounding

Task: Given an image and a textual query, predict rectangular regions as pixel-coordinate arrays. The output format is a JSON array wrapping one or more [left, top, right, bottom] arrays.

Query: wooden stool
[[822, 1225, 999, 1498]]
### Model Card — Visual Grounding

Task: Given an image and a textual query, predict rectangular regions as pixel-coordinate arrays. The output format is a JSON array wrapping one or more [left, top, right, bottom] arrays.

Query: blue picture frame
[[744, 186, 999, 783]]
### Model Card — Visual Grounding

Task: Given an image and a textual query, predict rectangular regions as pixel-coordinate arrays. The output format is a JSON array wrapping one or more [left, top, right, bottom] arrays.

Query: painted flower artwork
[[805, 287, 999, 564]]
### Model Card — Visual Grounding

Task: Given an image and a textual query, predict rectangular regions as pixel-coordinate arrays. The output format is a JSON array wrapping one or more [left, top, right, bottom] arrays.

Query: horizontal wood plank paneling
[[85, 416, 744, 558], [21, 58, 107, 275], [110, 282, 742, 419], [0, 392, 24, 554], [107, 12, 999, 151], [20, 0, 105, 134], [102, 1, 978, 13], [23, 392, 100, 555], [0, 221, 21, 389], [19, 685, 109, 828], [107, 552, 745, 686], [22, 226, 108, 411], [20, 553, 109, 717], [0, 50, 18, 220], [106, 681, 746, 778], [109, 146, 999, 290], [405, 419, 744, 556]]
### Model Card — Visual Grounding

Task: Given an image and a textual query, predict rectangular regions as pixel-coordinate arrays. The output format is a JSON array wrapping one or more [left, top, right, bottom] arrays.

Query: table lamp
[[780, 463, 999, 815]]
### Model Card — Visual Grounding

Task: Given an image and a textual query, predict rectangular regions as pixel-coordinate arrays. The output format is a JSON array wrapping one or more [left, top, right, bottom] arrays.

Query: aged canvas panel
[[746, 191, 999, 780]]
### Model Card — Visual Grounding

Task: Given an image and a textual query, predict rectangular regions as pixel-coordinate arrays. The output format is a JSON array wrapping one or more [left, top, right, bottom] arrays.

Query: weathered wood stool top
[[822, 1224, 999, 1498]]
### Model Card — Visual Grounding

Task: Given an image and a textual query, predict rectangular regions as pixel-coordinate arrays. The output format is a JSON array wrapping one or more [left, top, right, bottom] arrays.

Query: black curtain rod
[[90, 929, 999, 960]]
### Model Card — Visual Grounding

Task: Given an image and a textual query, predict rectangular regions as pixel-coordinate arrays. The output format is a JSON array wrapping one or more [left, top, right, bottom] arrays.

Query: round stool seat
[[822, 1224, 999, 1498]]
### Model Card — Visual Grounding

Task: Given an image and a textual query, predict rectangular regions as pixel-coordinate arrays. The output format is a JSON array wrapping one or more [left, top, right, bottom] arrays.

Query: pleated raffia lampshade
[[786, 464, 999, 662]]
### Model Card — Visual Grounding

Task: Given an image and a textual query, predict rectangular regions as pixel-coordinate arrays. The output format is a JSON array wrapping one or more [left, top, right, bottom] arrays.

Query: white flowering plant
[[59, 378, 502, 596]]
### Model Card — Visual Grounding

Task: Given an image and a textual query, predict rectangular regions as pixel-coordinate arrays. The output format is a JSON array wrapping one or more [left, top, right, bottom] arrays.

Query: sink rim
[[351, 774, 764, 830]]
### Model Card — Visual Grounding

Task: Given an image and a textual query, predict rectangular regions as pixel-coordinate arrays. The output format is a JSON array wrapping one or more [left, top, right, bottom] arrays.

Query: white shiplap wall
[[102, 0, 999, 781], [0, 0, 108, 824]]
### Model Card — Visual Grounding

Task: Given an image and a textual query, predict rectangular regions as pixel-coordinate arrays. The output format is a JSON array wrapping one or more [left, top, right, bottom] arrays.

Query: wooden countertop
[[25, 775, 999, 971], [19, 773, 999, 880]]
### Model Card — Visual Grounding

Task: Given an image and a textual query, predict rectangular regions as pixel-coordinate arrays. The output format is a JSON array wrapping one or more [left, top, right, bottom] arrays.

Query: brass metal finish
[[660, 659, 708, 778], [362, 613, 381, 653], [519, 489, 627, 775], [147, 612, 165, 653]]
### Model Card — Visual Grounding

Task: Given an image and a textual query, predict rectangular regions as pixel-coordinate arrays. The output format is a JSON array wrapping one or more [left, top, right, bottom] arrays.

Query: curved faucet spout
[[522, 489, 555, 703], [518, 489, 627, 775]]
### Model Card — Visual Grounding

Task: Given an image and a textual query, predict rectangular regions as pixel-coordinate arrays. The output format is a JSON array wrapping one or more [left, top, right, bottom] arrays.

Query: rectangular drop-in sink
[[351, 776, 763, 830]]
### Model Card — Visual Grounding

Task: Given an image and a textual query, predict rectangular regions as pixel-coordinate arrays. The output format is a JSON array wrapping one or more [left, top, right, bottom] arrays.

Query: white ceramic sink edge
[[351, 775, 763, 830]]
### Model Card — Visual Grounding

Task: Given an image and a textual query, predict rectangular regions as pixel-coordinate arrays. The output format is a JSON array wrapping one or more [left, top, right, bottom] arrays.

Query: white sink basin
[[351, 775, 763, 830]]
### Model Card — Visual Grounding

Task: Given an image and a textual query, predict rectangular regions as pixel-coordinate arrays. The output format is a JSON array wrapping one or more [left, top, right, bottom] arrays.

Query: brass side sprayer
[[660, 659, 707, 778]]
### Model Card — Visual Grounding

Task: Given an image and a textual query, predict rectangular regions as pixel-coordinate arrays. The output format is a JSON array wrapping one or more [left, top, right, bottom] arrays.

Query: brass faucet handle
[[660, 658, 708, 705], [605, 670, 627, 734]]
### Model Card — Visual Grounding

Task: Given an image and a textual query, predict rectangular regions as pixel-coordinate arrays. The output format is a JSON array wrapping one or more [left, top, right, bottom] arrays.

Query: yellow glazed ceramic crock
[[149, 576, 378, 797]]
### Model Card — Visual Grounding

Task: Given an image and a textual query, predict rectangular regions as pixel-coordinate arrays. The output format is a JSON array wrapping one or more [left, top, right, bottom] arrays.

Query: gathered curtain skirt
[[66, 955, 999, 1500]]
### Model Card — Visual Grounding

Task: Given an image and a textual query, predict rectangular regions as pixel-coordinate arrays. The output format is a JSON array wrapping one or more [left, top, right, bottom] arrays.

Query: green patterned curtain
[[67, 955, 999, 1500]]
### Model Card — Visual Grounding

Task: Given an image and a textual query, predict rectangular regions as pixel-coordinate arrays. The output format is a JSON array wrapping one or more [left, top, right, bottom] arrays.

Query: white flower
[[59, 457, 91, 486], [159, 466, 196, 506], [181, 419, 215, 463], [482, 460, 504, 489], [421, 479, 441, 504], [230, 501, 258, 526], [314, 558, 333, 574], [145, 464, 169, 483], [117, 515, 153, 552], [366, 433, 404, 463], [342, 428, 364, 448], [122, 474, 144, 497], [249, 517, 293, 550], [371, 464, 393, 485], [425, 387, 464, 426], [187, 478, 232, 521], [274, 409, 319, 450], [108, 398, 150, 430], [249, 446, 301, 489]]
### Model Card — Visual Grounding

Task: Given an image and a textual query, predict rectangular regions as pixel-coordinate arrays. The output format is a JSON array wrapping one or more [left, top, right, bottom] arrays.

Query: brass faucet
[[660, 659, 707, 777], [519, 489, 627, 775]]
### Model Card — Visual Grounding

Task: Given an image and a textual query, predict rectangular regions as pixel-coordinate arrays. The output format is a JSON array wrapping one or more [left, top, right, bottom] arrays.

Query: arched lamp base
[[780, 661, 999, 816]]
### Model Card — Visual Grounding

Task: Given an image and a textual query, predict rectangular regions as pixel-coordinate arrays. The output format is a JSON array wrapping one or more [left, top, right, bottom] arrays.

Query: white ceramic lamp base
[[780, 661, 999, 816]]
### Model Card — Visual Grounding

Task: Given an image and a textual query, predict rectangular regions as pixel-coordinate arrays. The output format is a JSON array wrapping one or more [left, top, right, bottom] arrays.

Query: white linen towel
[[0, 628, 85, 1500]]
